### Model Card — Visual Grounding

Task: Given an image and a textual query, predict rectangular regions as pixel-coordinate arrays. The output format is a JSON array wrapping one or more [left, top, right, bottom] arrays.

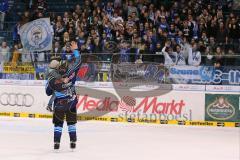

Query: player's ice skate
[[70, 141, 76, 151], [54, 142, 60, 152]]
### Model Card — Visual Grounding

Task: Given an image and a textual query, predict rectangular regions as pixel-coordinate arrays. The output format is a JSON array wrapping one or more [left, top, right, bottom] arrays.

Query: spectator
[[162, 41, 177, 66], [205, 46, 214, 66], [61, 43, 73, 61], [0, 0, 9, 30], [13, 23, 21, 44], [76, 30, 86, 50], [119, 42, 131, 63], [175, 44, 186, 65], [200, 31, 209, 46], [182, 20, 193, 40], [84, 37, 94, 53], [93, 37, 101, 53], [227, 17, 240, 52], [11, 44, 21, 67], [34, 0, 47, 12], [127, 0, 138, 17], [20, 11, 31, 26], [63, 32, 70, 44], [51, 41, 62, 59], [188, 43, 202, 66], [225, 48, 238, 66], [216, 21, 228, 46], [54, 22, 65, 44], [63, 12, 70, 25], [159, 16, 169, 32], [0, 41, 10, 63], [208, 37, 217, 53], [9, 0, 240, 67], [154, 42, 164, 64], [213, 46, 224, 68], [21, 47, 32, 63], [114, 0, 122, 8]]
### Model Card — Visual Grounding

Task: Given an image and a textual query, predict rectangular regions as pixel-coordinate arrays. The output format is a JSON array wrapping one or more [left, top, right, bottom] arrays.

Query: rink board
[[0, 80, 239, 127], [0, 112, 239, 127]]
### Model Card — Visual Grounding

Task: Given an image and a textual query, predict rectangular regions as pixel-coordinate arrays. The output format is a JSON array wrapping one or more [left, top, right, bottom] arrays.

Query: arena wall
[[0, 80, 239, 127]]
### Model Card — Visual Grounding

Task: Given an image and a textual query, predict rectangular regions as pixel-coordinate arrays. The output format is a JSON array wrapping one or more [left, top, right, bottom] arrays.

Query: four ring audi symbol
[[0, 93, 34, 107]]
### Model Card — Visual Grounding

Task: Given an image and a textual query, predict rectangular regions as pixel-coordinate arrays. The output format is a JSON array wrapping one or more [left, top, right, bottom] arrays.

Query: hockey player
[[46, 41, 81, 150], [46, 41, 81, 112]]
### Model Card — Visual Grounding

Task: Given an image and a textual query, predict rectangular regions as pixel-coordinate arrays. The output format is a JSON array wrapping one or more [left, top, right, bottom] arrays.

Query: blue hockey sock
[[54, 125, 63, 143], [68, 124, 77, 142]]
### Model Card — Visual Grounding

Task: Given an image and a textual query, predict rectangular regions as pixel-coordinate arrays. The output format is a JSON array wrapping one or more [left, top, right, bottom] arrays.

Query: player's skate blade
[[70, 141, 76, 151]]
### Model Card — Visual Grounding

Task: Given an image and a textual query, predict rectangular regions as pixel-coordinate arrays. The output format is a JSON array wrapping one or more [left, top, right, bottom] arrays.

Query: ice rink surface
[[0, 117, 239, 160]]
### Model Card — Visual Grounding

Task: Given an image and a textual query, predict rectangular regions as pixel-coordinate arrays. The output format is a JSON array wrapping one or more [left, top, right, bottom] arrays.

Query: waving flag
[[19, 18, 53, 52]]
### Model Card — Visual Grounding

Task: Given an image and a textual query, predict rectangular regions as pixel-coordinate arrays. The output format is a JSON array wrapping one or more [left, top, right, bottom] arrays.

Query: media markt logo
[[206, 95, 237, 121]]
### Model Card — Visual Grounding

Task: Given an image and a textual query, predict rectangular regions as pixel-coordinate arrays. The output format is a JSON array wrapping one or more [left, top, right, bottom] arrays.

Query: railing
[[1, 52, 240, 65], [24, 52, 240, 66]]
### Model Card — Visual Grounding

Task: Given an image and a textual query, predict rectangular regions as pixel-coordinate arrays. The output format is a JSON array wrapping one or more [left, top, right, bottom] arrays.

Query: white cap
[[49, 60, 60, 69]]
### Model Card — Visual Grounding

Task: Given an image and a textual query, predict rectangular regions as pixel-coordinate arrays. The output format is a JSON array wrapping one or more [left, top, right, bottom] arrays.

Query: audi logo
[[0, 93, 34, 107]]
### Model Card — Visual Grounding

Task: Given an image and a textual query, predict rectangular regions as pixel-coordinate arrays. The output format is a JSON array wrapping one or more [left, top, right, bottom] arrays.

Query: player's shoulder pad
[[73, 50, 80, 58]]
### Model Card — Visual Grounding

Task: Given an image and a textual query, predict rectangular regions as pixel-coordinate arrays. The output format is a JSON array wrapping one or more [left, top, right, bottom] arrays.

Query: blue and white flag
[[19, 18, 53, 52]]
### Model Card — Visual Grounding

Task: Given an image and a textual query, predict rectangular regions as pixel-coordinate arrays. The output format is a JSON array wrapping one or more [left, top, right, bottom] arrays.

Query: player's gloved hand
[[46, 105, 53, 112]]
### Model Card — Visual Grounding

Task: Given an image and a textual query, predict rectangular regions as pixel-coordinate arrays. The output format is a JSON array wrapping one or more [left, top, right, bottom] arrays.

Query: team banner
[[205, 94, 240, 122], [19, 18, 53, 52], [168, 65, 240, 85], [169, 66, 212, 84]]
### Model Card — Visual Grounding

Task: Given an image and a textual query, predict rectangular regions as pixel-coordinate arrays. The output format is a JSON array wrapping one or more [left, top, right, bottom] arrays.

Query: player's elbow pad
[[46, 87, 53, 96]]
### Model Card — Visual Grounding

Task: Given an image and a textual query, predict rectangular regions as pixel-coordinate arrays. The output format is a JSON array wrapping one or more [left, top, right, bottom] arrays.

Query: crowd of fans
[[0, 0, 240, 67]]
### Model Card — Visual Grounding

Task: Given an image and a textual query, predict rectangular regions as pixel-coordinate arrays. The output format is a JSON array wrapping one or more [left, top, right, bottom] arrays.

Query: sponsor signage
[[205, 94, 240, 122], [3, 63, 35, 74], [0, 83, 239, 127], [0, 92, 34, 107]]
